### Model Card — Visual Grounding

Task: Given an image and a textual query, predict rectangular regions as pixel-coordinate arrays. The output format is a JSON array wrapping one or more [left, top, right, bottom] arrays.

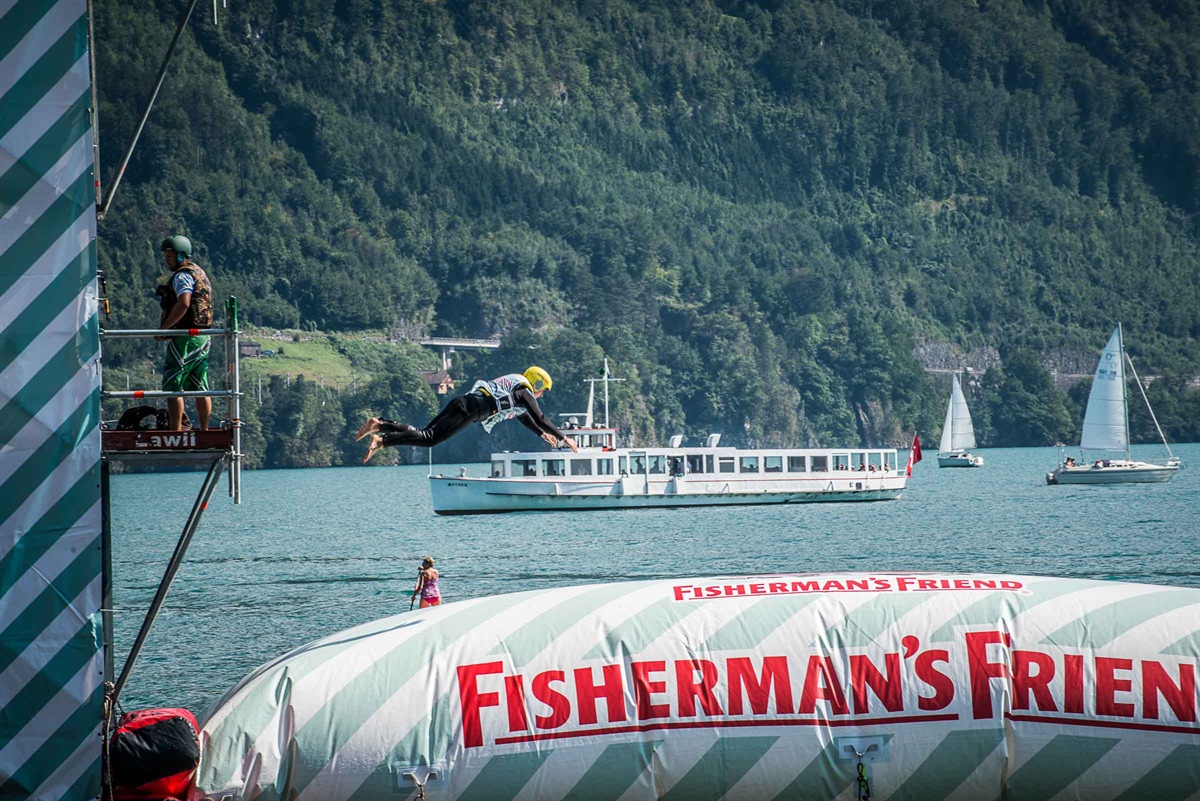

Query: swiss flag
[[905, 433, 923, 477]]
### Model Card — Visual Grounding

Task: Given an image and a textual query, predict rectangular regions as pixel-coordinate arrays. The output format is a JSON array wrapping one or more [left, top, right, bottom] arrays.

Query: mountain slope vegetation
[[94, 0, 1200, 463]]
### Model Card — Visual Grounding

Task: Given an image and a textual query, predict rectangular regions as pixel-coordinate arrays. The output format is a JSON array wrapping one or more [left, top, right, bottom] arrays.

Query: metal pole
[[100, 457, 115, 798], [101, 327, 230, 338], [86, 0, 101, 208], [229, 298, 242, 503], [110, 454, 225, 705], [97, 0, 202, 221], [100, 460, 114, 683], [102, 389, 236, 399]]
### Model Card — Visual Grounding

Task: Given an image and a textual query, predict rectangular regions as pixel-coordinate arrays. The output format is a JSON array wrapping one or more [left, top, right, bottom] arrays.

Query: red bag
[[110, 708, 200, 800]]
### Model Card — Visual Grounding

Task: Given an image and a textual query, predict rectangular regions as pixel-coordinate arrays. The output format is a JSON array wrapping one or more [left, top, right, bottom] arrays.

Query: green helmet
[[161, 235, 192, 258]]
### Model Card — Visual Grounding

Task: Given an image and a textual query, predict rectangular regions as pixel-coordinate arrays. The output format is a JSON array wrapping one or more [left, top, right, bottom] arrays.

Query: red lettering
[[632, 661, 670, 719], [823, 580, 846, 591], [676, 659, 723, 717], [953, 579, 971, 589], [1012, 651, 1057, 712], [457, 661, 504, 748], [1000, 580, 1023, 590], [1064, 654, 1085, 714], [896, 577, 917, 592], [1142, 662, 1196, 722], [791, 580, 818, 592], [846, 579, 869, 591], [750, 583, 766, 595], [574, 664, 627, 725], [966, 630, 1011, 719], [849, 653, 903, 714], [917, 579, 938, 590], [724, 584, 747, 596], [531, 670, 571, 729], [915, 650, 954, 711], [1096, 657, 1135, 718], [673, 585, 692, 601], [799, 656, 848, 715], [705, 585, 722, 597], [727, 656, 794, 715], [973, 580, 997, 589], [504, 674, 530, 732]]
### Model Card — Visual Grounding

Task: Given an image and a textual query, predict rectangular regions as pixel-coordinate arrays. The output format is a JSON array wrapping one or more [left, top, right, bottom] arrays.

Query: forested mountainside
[[94, 0, 1200, 466]]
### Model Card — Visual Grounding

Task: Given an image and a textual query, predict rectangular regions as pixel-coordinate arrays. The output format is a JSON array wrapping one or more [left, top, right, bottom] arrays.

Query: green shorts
[[162, 335, 210, 392]]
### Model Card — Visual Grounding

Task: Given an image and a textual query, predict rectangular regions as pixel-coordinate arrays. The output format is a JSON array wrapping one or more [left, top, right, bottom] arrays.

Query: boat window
[[619, 456, 628, 474], [648, 455, 667, 474], [853, 453, 867, 471], [811, 455, 828, 472], [571, 459, 592, 476], [868, 453, 883, 471], [686, 454, 704, 474], [544, 459, 565, 477], [512, 459, 538, 477], [630, 454, 646, 474], [705, 455, 715, 474], [740, 456, 760, 473], [880, 453, 892, 471], [719, 456, 736, 473], [491, 460, 506, 478], [833, 454, 850, 471], [597, 458, 614, 475], [764, 456, 782, 473], [788, 455, 807, 472]]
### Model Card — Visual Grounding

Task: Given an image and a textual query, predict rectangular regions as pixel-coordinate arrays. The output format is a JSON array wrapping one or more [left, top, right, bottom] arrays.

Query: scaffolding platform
[[101, 428, 234, 466], [99, 298, 245, 790]]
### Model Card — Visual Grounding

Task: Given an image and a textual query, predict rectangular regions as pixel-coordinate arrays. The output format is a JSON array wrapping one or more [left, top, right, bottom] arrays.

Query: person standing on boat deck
[[357, 367, 579, 462], [413, 557, 440, 608], [156, 235, 214, 431]]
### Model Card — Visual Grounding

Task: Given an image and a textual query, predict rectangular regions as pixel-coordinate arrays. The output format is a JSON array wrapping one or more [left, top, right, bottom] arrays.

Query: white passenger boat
[[430, 364, 906, 514], [937, 372, 983, 467], [1047, 325, 1182, 485]]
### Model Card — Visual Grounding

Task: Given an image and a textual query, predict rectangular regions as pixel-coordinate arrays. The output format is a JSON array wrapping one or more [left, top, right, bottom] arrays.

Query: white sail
[[1080, 327, 1128, 452], [950, 373, 977, 450], [939, 391, 955, 453], [939, 373, 977, 452]]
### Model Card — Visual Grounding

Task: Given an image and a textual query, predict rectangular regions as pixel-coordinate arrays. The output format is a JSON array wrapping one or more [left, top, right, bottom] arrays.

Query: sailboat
[[937, 373, 983, 467], [1047, 325, 1182, 485]]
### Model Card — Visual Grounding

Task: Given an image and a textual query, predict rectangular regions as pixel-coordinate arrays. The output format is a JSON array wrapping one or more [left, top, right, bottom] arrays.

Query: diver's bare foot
[[355, 417, 381, 441], [363, 434, 384, 464]]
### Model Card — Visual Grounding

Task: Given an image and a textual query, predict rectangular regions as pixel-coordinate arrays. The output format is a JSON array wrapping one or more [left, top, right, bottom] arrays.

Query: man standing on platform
[[156, 234, 214, 430]]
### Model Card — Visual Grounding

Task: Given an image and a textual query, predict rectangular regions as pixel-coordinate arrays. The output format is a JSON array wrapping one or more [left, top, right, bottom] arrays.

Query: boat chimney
[[706, 433, 721, 447], [669, 434, 683, 448]]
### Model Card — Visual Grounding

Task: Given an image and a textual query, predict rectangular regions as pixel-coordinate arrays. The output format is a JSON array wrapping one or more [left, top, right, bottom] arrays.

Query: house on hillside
[[419, 370, 455, 395], [240, 340, 262, 358]]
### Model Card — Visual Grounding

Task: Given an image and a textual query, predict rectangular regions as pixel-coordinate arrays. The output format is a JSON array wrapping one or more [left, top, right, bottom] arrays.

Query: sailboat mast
[[1118, 323, 1131, 462]]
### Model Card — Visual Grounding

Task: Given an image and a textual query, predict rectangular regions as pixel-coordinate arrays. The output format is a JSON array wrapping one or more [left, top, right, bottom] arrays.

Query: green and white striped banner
[[0, 0, 102, 798]]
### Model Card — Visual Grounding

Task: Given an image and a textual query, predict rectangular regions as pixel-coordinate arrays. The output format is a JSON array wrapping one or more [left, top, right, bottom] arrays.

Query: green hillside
[[93, 0, 1200, 465]]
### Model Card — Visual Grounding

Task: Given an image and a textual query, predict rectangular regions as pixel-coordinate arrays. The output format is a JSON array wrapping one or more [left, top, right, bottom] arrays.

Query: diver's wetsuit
[[379, 386, 566, 448]]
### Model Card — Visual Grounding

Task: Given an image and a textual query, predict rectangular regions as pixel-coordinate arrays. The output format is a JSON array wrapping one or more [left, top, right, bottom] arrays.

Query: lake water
[[108, 443, 1200, 715]]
